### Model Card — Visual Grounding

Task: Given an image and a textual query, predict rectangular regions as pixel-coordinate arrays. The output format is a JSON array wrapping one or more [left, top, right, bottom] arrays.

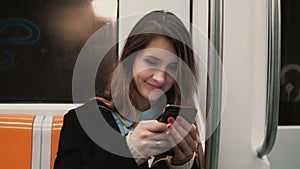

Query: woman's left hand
[[166, 116, 199, 165]]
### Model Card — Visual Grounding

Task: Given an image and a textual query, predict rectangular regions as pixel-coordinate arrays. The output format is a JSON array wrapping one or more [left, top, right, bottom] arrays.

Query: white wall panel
[[219, 0, 270, 168], [269, 126, 300, 169]]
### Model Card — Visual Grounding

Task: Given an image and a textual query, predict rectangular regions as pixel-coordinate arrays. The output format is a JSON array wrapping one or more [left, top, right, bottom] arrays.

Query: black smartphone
[[161, 104, 197, 124]]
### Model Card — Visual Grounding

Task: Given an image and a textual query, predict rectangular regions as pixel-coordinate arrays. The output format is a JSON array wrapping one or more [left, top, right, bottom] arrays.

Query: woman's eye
[[167, 64, 178, 72], [145, 59, 158, 66]]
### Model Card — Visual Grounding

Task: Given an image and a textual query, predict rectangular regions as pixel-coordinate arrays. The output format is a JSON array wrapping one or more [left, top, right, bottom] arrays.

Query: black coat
[[54, 99, 199, 169]]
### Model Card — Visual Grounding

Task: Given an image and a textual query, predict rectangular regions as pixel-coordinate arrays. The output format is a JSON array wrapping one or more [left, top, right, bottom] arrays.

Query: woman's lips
[[147, 83, 163, 89]]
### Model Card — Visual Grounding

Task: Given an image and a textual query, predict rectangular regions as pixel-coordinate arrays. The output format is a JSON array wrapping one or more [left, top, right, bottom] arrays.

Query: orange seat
[[0, 114, 35, 169]]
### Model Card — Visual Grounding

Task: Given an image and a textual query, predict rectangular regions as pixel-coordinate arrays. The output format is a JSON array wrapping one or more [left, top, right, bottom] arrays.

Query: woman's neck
[[131, 91, 167, 114], [131, 90, 151, 112]]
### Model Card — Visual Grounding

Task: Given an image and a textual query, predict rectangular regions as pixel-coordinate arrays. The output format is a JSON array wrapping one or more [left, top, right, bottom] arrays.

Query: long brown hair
[[98, 10, 197, 120]]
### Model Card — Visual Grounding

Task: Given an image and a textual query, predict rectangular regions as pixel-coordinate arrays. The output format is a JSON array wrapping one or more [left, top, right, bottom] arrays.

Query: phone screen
[[161, 104, 197, 124]]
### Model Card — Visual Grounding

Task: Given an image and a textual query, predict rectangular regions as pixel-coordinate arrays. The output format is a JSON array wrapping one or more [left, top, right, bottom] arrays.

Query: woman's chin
[[147, 89, 167, 105]]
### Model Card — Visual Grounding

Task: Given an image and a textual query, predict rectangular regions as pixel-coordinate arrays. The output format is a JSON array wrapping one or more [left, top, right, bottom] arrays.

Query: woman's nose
[[152, 70, 166, 84]]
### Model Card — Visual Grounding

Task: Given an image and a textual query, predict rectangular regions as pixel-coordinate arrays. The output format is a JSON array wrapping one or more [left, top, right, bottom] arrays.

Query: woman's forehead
[[138, 48, 178, 63]]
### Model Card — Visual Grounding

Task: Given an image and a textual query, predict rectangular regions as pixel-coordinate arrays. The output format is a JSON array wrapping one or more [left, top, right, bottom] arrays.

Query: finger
[[176, 116, 198, 140], [167, 116, 175, 124], [189, 125, 198, 141], [147, 132, 169, 142], [141, 120, 168, 133], [172, 117, 197, 141], [166, 130, 185, 157], [148, 140, 171, 156], [151, 140, 171, 155], [171, 122, 198, 151], [132, 120, 168, 139], [167, 125, 192, 154], [166, 130, 194, 165], [130, 136, 170, 157], [176, 116, 193, 132], [151, 140, 170, 148]]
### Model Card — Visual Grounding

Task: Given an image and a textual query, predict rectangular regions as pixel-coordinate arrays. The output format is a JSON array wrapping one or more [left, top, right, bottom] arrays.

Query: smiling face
[[132, 36, 178, 106]]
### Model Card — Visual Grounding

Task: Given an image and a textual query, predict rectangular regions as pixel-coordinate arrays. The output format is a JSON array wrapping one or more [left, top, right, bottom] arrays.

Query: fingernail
[[167, 124, 172, 128], [168, 117, 175, 123], [177, 116, 183, 121]]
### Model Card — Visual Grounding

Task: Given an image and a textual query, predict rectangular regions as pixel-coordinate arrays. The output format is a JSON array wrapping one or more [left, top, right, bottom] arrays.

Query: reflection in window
[[279, 0, 300, 125], [0, 0, 118, 103]]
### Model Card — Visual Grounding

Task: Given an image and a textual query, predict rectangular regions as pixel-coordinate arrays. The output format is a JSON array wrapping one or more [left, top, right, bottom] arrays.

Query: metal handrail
[[256, 0, 281, 158], [205, 0, 223, 168]]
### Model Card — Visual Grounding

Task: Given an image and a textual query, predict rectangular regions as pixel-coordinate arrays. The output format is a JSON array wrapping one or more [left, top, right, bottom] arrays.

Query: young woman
[[54, 10, 203, 169]]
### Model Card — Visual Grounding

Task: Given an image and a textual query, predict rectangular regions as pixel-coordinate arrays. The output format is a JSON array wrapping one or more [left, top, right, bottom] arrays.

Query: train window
[[279, 1, 300, 125], [0, 0, 118, 103]]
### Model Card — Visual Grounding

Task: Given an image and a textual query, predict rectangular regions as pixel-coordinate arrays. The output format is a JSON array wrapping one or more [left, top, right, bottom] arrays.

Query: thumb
[[141, 120, 168, 133]]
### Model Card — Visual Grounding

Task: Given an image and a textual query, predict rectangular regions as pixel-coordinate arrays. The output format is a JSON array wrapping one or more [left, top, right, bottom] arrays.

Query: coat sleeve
[[53, 108, 143, 169], [54, 110, 85, 169]]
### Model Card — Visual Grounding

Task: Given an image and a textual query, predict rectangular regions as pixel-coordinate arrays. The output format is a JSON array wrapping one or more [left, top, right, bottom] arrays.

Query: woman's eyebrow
[[145, 55, 160, 61], [145, 55, 178, 64], [169, 62, 178, 66]]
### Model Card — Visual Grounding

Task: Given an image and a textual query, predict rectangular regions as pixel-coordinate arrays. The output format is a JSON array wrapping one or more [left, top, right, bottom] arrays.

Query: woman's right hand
[[129, 120, 170, 157]]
